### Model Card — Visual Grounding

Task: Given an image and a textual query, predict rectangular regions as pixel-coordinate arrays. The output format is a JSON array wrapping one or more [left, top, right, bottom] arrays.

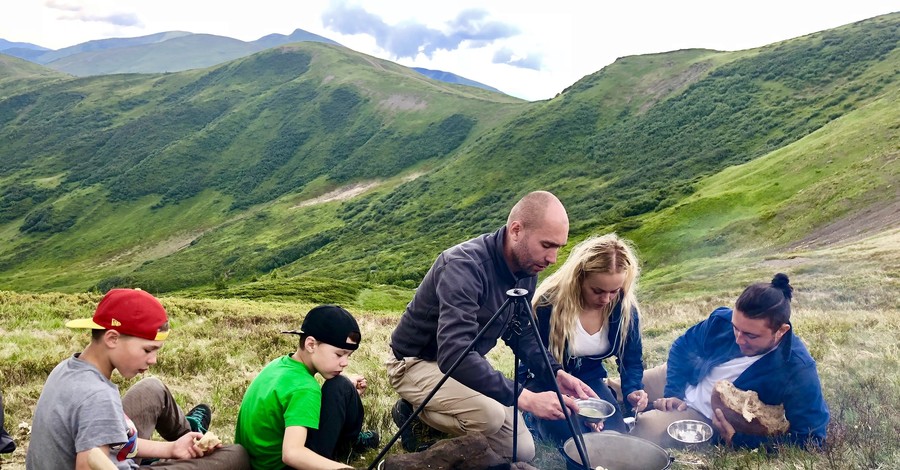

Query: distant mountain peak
[[411, 67, 504, 95], [0, 39, 50, 52]]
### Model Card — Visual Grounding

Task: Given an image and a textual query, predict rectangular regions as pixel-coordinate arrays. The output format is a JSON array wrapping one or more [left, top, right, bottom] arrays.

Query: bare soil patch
[[760, 256, 813, 269], [379, 94, 428, 111], [291, 182, 380, 209], [790, 192, 900, 250], [98, 230, 209, 268], [638, 61, 712, 114]]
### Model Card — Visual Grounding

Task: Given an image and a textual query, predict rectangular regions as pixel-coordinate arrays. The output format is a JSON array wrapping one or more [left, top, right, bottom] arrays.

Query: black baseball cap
[[282, 305, 361, 350]]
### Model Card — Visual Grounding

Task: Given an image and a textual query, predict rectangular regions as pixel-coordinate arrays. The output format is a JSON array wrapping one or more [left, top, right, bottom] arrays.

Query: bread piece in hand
[[711, 380, 789, 435], [193, 431, 222, 452]]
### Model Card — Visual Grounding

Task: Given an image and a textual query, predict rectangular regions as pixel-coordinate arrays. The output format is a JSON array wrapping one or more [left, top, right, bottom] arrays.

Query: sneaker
[[391, 399, 420, 452], [352, 430, 380, 453], [185, 404, 212, 434], [391, 398, 439, 453]]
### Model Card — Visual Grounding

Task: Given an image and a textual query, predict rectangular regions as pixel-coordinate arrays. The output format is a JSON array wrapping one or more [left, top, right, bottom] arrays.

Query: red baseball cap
[[67, 289, 170, 341]]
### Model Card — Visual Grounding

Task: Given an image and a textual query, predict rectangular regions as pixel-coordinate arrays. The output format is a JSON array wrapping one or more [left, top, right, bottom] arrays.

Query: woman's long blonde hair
[[533, 233, 641, 363]]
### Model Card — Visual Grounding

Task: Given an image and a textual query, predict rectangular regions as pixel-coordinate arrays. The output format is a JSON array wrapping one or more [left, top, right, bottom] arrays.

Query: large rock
[[380, 433, 538, 470]]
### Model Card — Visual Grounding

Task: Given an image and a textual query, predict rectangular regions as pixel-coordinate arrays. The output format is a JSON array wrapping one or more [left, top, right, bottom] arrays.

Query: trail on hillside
[[291, 181, 380, 209], [791, 190, 900, 250]]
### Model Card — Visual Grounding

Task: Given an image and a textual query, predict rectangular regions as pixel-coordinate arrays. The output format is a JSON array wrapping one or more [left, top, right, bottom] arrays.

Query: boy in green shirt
[[235, 305, 377, 470]]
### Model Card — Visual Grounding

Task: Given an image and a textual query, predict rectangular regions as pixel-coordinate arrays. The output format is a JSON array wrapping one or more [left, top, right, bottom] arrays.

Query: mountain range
[[0, 12, 897, 298], [0, 29, 504, 94]]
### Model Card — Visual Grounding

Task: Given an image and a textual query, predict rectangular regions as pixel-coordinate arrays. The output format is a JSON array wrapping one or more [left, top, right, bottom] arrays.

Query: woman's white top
[[570, 318, 611, 357]]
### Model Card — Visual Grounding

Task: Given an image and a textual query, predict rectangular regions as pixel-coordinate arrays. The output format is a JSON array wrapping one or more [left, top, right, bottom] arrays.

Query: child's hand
[[171, 432, 205, 459], [348, 375, 367, 395], [193, 431, 223, 455]]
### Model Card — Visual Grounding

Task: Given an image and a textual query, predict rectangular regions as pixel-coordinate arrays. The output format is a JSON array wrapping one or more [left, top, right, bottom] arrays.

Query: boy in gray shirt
[[26, 288, 249, 469]]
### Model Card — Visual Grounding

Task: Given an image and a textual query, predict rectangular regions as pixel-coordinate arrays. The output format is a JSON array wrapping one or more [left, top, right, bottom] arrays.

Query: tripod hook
[[506, 288, 529, 297], [502, 288, 529, 342]]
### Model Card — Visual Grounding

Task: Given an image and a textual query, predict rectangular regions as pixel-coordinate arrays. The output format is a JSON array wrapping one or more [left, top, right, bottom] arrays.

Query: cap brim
[[153, 331, 170, 341], [66, 318, 104, 330], [281, 330, 304, 335]]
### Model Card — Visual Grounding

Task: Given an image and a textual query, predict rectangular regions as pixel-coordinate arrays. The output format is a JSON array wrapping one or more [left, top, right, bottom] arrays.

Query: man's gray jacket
[[390, 226, 562, 406]]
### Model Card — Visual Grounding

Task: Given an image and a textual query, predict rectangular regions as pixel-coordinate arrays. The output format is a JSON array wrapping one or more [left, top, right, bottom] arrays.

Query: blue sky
[[3, 1, 899, 100]]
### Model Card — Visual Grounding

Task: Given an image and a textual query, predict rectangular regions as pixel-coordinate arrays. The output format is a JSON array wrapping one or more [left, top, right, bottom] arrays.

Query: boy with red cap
[[235, 305, 378, 470], [26, 288, 250, 469]]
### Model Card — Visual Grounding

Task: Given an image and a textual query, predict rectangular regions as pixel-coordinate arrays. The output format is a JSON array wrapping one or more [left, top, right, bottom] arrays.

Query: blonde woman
[[519, 233, 648, 445]]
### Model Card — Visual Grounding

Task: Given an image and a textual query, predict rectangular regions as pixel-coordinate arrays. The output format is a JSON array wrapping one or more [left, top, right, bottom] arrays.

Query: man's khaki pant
[[386, 356, 535, 461]]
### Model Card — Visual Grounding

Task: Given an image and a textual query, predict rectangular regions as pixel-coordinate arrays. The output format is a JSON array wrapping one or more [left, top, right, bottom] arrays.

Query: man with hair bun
[[630, 273, 830, 449]]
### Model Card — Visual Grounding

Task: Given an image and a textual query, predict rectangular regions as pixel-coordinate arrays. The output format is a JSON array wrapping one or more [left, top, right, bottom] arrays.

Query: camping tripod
[[367, 288, 592, 470]]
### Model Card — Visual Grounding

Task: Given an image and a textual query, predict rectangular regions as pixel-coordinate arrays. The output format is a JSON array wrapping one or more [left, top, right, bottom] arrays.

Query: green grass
[[2, 230, 898, 469]]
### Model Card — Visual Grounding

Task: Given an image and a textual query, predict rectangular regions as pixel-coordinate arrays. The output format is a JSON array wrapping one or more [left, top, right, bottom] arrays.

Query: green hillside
[[628, 86, 899, 263], [0, 42, 527, 291], [0, 54, 68, 93], [0, 13, 897, 296], [623, 85, 899, 299]]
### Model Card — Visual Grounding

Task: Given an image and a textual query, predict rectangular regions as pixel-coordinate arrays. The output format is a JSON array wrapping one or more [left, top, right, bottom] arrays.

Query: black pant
[[305, 375, 365, 460], [1, 390, 16, 454]]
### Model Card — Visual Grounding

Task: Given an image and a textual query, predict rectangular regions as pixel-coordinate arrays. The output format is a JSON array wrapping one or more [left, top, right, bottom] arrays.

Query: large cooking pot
[[562, 431, 673, 470]]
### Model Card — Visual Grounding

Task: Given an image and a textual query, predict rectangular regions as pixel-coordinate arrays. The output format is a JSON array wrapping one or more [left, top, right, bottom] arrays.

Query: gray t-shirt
[[26, 354, 137, 470]]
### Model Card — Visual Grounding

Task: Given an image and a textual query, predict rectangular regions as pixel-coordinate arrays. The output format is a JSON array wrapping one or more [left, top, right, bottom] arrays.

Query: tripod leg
[[368, 297, 516, 470], [512, 346, 519, 463], [515, 295, 592, 470]]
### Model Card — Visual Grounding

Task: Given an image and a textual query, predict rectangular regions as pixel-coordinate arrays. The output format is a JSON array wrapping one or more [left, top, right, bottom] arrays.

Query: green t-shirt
[[235, 354, 322, 470]]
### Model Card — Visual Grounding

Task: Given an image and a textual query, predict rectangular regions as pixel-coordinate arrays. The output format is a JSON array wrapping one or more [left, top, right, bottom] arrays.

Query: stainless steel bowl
[[575, 398, 615, 425], [667, 419, 713, 444]]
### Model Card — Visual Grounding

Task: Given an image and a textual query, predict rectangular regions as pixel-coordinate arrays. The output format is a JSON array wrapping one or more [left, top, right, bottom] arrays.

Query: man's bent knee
[[459, 402, 506, 435], [515, 438, 535, 462]]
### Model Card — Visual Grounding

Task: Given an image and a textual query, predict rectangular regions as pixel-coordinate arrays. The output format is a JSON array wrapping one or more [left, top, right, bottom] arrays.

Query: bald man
[[387, 191, 597, 462]]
